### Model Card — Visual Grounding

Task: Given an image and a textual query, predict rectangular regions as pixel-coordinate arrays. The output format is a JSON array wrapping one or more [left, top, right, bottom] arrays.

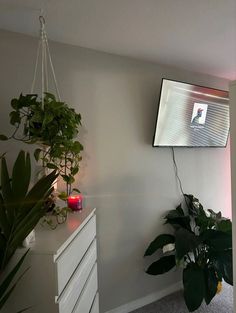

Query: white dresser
[[3, 208, 99, 313]]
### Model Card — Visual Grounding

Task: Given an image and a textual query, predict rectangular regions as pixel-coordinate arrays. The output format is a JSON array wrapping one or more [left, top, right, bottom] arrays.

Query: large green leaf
[[217, 219, 232, 233], [12, 151, 31, 206], [165, 206, 191, 231], [16, 170, 57, 221], [175, 204, 184, 216], [10, 188, 54, 257], [0, 194, 10, 238], [175, 228, 199, 261], [200, 229, 232, 251], [212, 250, 233, 285], [183, 263, 205, 312], [204, 266, 218, 305], [0, 135, 8, 141], [146, 255, 176, 275], [144, 234, 175, 256], [1, 158, 13, 221], [0, 250, 29, 309], [0, 152, 57, 270]]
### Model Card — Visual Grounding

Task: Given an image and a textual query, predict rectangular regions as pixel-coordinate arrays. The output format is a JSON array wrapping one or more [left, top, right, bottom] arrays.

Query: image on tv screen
[[153, 79, 230, 147]]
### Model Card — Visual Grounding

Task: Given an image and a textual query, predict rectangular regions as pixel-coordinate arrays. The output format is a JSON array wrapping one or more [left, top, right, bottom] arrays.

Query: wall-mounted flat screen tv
[[153, 79, 230, 147]]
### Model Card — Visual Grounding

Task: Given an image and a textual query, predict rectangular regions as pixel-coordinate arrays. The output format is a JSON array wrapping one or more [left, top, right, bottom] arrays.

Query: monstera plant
[[0, 151, 58, 311], [144, 194, 233, 312]]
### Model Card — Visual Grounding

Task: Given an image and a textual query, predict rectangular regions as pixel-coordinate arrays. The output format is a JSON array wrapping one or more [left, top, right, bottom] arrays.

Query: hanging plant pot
[[0, 16, 83, 228]]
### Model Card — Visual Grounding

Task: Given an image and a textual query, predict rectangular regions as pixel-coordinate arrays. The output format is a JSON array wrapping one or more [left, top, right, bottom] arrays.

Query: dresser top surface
[[17, 207, 96, 257]]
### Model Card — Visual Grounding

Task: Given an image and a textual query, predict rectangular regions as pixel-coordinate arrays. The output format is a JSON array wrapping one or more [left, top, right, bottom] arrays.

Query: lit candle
[[67, 195, 83, 211]]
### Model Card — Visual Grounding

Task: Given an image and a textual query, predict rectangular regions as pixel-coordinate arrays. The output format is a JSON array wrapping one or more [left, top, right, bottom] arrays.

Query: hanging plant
[[0, 16, 83, 201], [0, 16, 84, 229], [144, 194, 233, 312], [0, 92, 83, 197]]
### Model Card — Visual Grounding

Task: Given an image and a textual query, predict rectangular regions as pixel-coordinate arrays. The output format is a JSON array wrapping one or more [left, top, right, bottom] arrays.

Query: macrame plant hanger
[[31, 14, 60, 188], [31, 14, 61, 105]]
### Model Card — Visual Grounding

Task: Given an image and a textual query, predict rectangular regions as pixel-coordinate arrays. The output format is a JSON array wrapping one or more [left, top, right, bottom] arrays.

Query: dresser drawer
[[90, 293, 99, 313], [56, 215, 96, 295], [73, 263, 98, 313], [58, 239, 97, 313]]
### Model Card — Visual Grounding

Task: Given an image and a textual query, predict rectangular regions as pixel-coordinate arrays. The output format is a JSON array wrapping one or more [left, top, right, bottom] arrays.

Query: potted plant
[[144, 194, 233, 312], [0, 150, 58, 311], [0, 92, 83, 195]]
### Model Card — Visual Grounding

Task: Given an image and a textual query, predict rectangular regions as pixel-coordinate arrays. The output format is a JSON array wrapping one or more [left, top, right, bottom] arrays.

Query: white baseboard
[[104, 281, 182, 313]]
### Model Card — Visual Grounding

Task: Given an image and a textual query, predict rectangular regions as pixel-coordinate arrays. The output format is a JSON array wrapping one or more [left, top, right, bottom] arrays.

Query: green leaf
[[146, 255, 176, 275], [144, 234, 175, 256], [0, 194, 10, 238], [72, 188, 81, 194], [58, 192, 68, 201], [34, 149, 42, 162], [71, 166, 79, 175], [16, 171, 57, 222], [0, 265, 30, 310], [217, 219, 232, 233], [204, 266, 218, 305], [1, 157, 13, 221], [0, 135, 8, 141], [12, 151, 31, 205], [175, 228, 199, 261], [61, 174, 75, 184], [44, 92, 56, 101], [0, 250, 29, 299], [212, 250, 233, 285], [176, 204, 184, 216], [11, 98, 18, 110], [165, 210, 191, 231], [46, 163, 58, 170], [200, 229, 232, 251], [10, 111, 21, 125], [183, 263, 205, 312]]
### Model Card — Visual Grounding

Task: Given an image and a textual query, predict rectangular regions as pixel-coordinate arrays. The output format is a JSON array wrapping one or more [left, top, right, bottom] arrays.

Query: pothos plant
[[144, 194, 233, 312], [0, 93, 83, 223]]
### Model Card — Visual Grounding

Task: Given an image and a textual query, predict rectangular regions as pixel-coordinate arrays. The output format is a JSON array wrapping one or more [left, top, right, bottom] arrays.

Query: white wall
[[229, 81, 236, 312], [0, 29, 232, 313]]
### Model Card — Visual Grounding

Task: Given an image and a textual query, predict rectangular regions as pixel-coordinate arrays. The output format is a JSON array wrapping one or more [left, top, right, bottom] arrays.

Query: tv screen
[[153, 79, 230, 147]]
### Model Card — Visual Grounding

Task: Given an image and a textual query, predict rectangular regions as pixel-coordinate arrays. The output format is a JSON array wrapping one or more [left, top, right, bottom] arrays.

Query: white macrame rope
[[30, 40, 41, 94], [44, 42, 49, 92], [45, 37, 61, 101], [31, 15, 61, 104], [41, 19, 45, 108]]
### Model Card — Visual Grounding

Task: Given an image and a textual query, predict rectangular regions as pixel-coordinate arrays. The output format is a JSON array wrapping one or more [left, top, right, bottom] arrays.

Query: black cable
[[171, 147, 185, 197]]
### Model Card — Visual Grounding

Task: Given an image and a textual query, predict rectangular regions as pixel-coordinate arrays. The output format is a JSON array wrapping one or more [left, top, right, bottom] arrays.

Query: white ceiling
[[0, 0, 236, 80]]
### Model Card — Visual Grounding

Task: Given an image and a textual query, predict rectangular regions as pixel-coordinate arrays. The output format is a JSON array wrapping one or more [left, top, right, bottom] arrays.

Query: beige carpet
[[131, 283, 233, 313]]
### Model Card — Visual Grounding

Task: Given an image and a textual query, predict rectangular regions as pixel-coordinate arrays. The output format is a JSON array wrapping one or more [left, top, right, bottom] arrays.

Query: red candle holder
[[67, 195, 83, 211]]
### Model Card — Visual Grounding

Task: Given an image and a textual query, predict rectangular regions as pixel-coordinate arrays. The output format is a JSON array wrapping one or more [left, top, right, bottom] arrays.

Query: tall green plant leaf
[[12, 151, 31, 205], [200, 229, 232, 251], [1, 158, 13, 220], [146, 255, 176, 275], [0, 250, 29, 309], [204, 266, 218, 305], [175, 228, 199, 261], [144, 234, 175, 256], [212, 250, 233, 285], [183, 263, 205, 312], [0, 152, 58, 270], [165, 209, 191, 231], [0, 194, 10, 237]]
